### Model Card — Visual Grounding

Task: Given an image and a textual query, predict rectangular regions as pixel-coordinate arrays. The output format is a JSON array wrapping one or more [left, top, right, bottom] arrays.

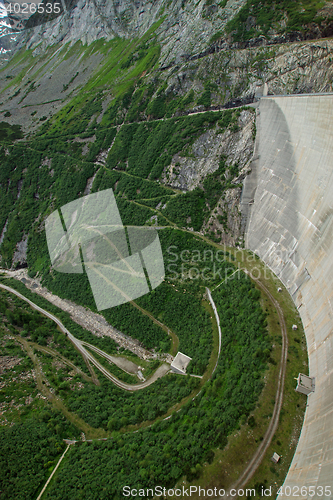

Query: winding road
[[0, 282, 170, 391], [1, 266, 289, 493]]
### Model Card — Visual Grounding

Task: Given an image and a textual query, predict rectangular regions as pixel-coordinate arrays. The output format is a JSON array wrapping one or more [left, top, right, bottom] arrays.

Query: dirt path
[[81, 341, 141, 374], [15, 336, 96, 384], [14, 335, 105, 437], [2, 251, 290, 494], [205, 288, 222, 373]]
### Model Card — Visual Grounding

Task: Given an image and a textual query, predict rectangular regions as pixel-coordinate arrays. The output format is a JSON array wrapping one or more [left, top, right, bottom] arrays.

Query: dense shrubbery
[[0, 417, 74, 500], [0, 140, 95, 265], [124, 82, 157, 122], [146, 93, 166, 118], [35, 228, 235, 374], [0, 294, 79, 500], [225, 0, 331, 42], [106, 112, 223, 180], [0, 228, 271, 499], [0, 106, 243, 267], [93, 169, 171, 201], [0, 284, 92, 374], [137, 282, 212, 375], [163, 188, 206, 231], [0, 121, 23, 142], [41, 269, 170, 351], [197, 89, 211, 108], [68, 373, 198, 430], [43, 272, 271, 500], [0, 24, 276, 500]]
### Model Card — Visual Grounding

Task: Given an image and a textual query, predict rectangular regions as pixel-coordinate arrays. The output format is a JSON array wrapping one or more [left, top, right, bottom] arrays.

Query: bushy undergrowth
[[43, 273, 271, 500], [225, 0, 330, 42]]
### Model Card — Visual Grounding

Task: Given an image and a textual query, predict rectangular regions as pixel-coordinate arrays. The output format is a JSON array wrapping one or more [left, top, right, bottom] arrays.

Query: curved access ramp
[[242, 94, 333, 498]]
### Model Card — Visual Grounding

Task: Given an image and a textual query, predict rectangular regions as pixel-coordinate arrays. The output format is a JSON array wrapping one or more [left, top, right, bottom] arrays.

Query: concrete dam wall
[[242, 95, 333, 497]]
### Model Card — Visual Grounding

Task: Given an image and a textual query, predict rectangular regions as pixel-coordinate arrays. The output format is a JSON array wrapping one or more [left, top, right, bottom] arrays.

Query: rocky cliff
[[8, 0, 247, 65]]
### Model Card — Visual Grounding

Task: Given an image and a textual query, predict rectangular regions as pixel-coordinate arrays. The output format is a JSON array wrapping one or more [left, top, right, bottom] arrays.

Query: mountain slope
[[0, 1, 326, 498]]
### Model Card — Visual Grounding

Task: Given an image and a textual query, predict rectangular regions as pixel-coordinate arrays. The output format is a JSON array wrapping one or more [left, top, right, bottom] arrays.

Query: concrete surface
[[242, 95, 333, 499]]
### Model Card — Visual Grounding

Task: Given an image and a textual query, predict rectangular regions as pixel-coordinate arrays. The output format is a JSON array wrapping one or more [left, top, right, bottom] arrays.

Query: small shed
[[271, 452, 280, 464], [295, 373, 315, 395]]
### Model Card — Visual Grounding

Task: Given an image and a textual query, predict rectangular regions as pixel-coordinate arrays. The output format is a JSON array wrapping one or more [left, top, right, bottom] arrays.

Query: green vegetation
[[225, 0, 330, 43], [213, 274, 270, 376], [209, 30, 223, 44], [0, 121, 23, 142], [82, 348, 138, 384], [0, 418, 72, 500], [0, 284, 91, 375], [41, 269, 171, 352], [94, 169, 171, 200], [41, 272, 271, 499], [178, 252, 308, 500], [0, 279, 203, 436], [105, 112, 223, 179], [0, 104, 243, 269], [103, 301, 171, 352], [0, 296, 79, 500], [197, 90, 211, 108], [0, 241, 308, 499], [164, 188, 206, 230], [62, 71, 79, 92], [27, 226, 234, 374], [68, 372, 199, 431]]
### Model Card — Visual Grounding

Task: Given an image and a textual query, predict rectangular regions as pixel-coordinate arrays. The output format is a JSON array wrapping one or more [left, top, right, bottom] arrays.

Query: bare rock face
[[200, 109, 255, 246], [161, 109, 254, 192], [1, 2, 333, 255], [161, 128, 223, 192], [160, 108, 255, 245], [180, 39, 333, 106], [12, 235, 28, 268], [2, 5, 333, 134], [13, 0, 247, 66], [265, 42, 333, 94]]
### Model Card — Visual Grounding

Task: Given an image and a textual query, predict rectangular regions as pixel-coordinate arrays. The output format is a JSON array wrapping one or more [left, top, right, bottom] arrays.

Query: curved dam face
[[242, 95, 333, 496]]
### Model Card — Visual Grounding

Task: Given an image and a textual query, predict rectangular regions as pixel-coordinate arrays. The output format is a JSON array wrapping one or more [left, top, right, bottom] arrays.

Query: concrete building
[[296, 373, 315, 396], [242, 94, 333, 498], [272, 452, 281, 464], [171, 352, 192, 375]]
